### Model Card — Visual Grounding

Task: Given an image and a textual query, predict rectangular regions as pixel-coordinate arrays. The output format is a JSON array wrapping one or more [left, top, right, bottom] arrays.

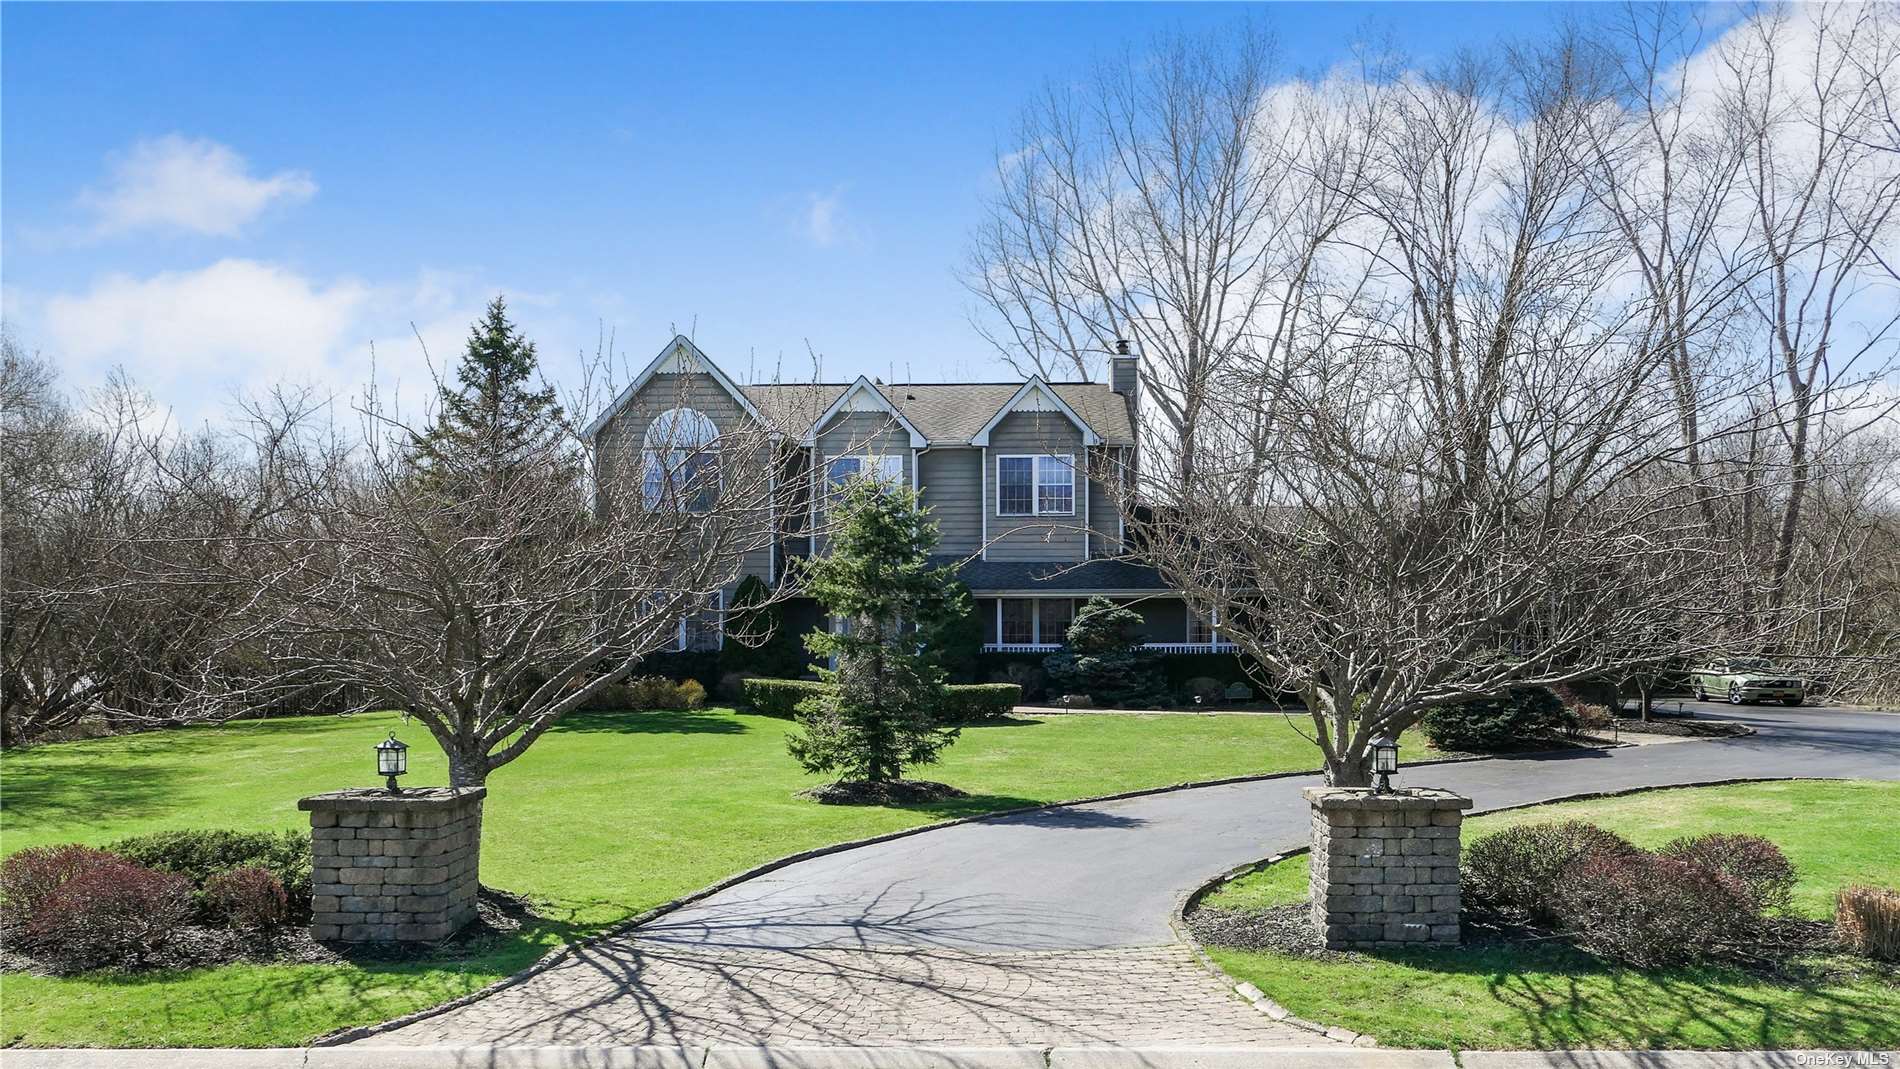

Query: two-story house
[[583, 335, 1233, 662]]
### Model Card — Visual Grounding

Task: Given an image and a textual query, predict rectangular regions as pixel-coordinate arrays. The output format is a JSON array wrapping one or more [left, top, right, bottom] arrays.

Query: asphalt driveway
[[639, 703, 1900, 952], [366, 702, 1897, 1047]]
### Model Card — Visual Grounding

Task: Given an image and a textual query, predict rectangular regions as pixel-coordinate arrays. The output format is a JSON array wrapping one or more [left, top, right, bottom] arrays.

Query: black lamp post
[[376, 732, 409, 794], [1370, 733, 1399, 794]]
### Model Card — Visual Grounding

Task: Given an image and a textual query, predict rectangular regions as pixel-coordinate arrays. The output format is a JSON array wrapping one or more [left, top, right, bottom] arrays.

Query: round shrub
[[1552, 850, 1750, 967], [204, 866, 290, 933], [1, 845, 125, 928], [1421, 687, 1572, 752], [1661, 833, 1796, 916], [20, 854, 193, 971], [1463, 821, 1639, 926]]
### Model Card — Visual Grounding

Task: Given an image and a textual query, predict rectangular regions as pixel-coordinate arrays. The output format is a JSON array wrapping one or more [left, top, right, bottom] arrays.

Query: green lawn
[[1201, 780, 1900, 1050], [0, 705, 1372, 1048]]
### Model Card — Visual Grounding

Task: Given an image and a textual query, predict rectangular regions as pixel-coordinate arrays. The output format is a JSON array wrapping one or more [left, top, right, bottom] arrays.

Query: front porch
[[975, 594, 1233, 655]]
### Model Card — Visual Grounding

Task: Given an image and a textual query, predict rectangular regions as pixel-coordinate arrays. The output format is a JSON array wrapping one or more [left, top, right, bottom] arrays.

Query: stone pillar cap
[[297, 786, 487, 813], [1302, 786, 1473, 810]]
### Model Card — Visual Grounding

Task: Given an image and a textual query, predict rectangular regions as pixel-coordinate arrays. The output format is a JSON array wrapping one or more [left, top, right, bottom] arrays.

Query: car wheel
[[1695, 683, 1707, 701], [1728, 683, 1742, 704], [1784, 697, 1804, 707]]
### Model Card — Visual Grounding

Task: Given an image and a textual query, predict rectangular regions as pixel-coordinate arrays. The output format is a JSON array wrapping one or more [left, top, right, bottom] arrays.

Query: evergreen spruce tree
[[413, 296, 566, 493], [788, 475, 971, 800], [1044, 595, 1166, 707]]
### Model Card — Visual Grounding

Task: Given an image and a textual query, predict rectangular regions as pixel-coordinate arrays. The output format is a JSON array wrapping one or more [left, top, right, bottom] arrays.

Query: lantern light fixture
[[376, 732, 409, 794], [1370, 734, 1400, 794]]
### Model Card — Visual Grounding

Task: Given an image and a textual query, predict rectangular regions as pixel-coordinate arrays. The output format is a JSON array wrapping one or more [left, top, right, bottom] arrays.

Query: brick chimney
[[1110, 338, 1139, 401]]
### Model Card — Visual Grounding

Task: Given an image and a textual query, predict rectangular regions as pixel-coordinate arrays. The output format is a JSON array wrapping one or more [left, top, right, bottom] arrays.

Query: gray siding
[[812, 410, 913, 554], [1086, 446, 1130, 557], [918, 448, 982, 556], [592, 370, 773, 583], [985, 411, 1087, 562]]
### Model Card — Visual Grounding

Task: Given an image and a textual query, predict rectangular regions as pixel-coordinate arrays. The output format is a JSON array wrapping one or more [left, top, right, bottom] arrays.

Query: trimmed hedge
[[937, 683, 1022, 721], [741, 678, 833, 718], [741, 678, 1022, 721]]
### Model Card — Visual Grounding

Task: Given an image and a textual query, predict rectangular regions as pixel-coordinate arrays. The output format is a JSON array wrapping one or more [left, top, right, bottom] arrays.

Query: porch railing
[[982, 641, 1237, 654]]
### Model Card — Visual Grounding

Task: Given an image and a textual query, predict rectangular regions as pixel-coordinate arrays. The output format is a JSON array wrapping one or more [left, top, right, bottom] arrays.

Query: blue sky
[[5, 2, 1578, 423]]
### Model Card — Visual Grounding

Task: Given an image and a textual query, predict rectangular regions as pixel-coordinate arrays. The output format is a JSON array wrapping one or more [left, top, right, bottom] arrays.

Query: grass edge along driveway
[[0, 705, 1392, 1048], [1201, 779, 1900, 1051]]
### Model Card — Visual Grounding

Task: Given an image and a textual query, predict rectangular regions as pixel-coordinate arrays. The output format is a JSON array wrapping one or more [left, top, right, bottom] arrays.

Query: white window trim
[[1187, 605, 1219, 646], [642, 406, 720, 513], [993, 596, 1076, 646], [672, 589, 727, 652], [827, 453, 904, 490], [995, 453, 1076, 517]]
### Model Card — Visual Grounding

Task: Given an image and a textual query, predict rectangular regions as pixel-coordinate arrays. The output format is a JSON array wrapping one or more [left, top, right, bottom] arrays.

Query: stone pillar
[[1303, 786, 1472, 949], [298, 787, 485, 943]]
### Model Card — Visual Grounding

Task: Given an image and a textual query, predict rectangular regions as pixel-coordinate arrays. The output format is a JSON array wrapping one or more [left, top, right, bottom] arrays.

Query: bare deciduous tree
[[0, 339, 239, 746], [1128, 34, 1783, 785], [967, 25, 1378, 489], [164, 319, 791, 787]]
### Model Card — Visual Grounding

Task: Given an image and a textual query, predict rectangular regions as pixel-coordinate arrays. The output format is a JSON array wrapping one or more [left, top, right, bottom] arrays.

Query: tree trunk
[[1638, 679, 1654, 723], [446, 748, 489, 788], [1324, 752, 1372, 788]]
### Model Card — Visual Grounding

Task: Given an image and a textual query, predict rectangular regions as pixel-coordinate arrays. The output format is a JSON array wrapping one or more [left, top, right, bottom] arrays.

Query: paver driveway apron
[[367, 704, 1900, 1046]]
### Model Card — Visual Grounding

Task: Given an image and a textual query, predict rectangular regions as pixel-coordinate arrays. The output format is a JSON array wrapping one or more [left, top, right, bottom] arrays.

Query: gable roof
[[581, 335, 1138, 446], [804, 376, 928, 447], [581, 335, 769, 440], [741, 381, 1136, 446], [968, 377, 1103, 447]]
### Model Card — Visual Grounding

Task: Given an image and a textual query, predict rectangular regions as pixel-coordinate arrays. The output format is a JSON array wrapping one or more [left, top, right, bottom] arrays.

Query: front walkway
[[374, 943, 1313, 1047]]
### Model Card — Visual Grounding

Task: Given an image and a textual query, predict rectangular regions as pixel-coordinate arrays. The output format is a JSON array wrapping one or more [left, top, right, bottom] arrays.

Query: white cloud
[[795, 187, 859, 247], [18, 261, 613, 430], [76, 135, 317, 239], [40, 259, 372, 419]]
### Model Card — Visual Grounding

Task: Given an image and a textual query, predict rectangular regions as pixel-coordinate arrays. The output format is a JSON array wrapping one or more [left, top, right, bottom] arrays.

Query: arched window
[[642, 407, 719, 511]]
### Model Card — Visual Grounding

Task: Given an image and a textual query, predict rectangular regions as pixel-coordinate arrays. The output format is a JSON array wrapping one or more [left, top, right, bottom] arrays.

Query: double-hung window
[[999, 599, 1036, 644], [996, 454, 1074, 516], [1037, 598, 1076, 645], [1188, 607, 1219, 645], [827, 454, 904, 493]]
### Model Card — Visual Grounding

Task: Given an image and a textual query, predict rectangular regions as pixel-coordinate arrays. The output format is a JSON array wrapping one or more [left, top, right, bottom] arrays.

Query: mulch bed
[[1187, 899, 1888, 984], [0, 885, 545, 977], [1614, 717, 1754, 738], [796, 779, 969, 805]]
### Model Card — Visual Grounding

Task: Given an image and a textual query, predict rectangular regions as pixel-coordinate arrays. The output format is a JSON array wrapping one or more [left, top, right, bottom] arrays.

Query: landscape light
[[376, 732, 409, 794], [1371, 734, 1399, 794]]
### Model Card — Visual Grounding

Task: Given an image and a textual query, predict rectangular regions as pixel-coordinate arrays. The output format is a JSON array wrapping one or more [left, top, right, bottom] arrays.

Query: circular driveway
[[370, 702, 1898, 1046], [641, 702, 1900, 952]]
